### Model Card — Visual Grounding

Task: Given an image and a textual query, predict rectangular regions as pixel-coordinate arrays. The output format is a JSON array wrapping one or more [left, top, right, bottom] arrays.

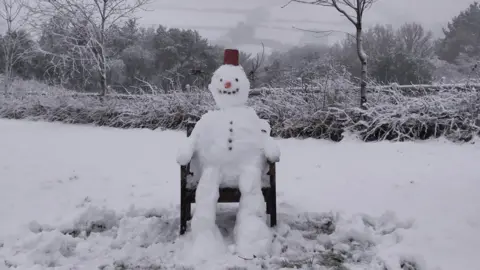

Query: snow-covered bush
[[252, 85, 479, 142], [0, 78, 478, 142]]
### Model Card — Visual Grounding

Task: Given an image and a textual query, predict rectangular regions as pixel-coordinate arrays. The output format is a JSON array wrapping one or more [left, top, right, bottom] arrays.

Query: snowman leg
[[189, 167, 226, 259], [234, 164, 273, 258]]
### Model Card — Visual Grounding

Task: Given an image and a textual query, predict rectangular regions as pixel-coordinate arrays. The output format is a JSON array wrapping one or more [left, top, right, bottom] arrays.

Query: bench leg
[[180, 165, 188, 235], [180, 208, 187, 235], [180, 200, 192, 234], [180, 188, 188, 235], [270, 189, 277, 227], [186, 202, 192, 220]]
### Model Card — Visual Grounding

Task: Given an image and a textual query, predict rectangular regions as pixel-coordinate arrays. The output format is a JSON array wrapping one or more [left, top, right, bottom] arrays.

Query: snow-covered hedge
[[0, 79, 479, 142]]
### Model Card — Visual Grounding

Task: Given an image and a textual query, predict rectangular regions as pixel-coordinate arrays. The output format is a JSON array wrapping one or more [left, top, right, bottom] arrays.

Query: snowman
[[176, 49, 280, 259]]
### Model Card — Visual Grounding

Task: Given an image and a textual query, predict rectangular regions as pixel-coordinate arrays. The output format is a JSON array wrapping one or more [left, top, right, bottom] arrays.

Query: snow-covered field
[[0, 119, 479, 270]]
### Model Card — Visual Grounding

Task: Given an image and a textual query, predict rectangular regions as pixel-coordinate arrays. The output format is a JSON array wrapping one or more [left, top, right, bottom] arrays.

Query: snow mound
[[0, 205, 422, 270]]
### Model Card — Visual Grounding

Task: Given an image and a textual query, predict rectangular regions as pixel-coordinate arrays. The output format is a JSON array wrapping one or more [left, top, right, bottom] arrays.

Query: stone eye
[[235, 78, 239, 82], [220, 78, 223, 82]]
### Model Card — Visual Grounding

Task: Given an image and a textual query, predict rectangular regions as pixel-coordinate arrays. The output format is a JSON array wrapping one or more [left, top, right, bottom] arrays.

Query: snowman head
[[208, 49, 250, 109]]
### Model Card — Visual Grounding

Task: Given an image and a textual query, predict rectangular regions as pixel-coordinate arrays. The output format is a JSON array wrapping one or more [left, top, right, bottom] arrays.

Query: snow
[[0, 119, 479, 269]]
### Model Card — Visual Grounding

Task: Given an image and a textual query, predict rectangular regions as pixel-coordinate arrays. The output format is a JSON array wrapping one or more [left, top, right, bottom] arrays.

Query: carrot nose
[[224, 81, 232, 89]]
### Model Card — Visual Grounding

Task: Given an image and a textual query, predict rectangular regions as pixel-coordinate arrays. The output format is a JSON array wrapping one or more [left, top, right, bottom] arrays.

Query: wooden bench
[[179, 120, 278, 235]]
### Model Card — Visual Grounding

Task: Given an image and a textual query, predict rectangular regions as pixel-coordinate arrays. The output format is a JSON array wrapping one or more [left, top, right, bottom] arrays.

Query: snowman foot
[[188, 225, 227, 261], [234, 214, 272, 259]]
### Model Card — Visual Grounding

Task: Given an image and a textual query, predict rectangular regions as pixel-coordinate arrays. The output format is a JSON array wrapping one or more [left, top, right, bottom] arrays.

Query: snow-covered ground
[[0, 119, 479, 270]]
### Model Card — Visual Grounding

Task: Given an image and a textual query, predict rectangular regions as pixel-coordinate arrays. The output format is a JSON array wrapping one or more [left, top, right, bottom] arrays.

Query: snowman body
[[193, 106, 266, 187]]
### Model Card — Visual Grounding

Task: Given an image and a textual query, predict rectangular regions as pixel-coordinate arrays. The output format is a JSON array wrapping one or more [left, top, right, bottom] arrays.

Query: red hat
[[224, 49, 239, 66]]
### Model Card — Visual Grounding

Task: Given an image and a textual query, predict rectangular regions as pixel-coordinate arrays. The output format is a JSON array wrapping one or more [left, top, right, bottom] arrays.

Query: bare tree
[[28, 0, 152, 95], [247, 43, 266, 88], [0, 0, 31, 92], [284, 0, 379, 109], [238, 44, 266, 88], [396, 22, 434, 59]]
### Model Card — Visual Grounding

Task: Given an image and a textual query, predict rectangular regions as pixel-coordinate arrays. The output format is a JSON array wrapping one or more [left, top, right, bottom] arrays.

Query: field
[[0, 119, 479, 270]]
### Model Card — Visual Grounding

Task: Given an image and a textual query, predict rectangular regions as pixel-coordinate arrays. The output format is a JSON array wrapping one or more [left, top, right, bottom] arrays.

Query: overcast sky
[[0, 0, 472, 54], [136, 0, 474, 52]]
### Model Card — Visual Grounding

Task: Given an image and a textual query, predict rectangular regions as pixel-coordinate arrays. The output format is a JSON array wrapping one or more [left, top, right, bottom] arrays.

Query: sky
[[0, 0, 474, 54], [137, 0, 475, 53]]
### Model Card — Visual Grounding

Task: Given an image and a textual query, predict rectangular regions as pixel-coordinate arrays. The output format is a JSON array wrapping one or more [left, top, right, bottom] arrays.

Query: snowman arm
[[262, 133, 280, 163], [176, 122, 201, 166], [258, 118, 281, 163], [176, 136, 195, 166]]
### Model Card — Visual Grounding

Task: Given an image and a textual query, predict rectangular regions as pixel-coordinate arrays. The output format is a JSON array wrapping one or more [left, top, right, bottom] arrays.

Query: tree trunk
[[4, 51, 12, 93], [99, 61, 107, 96], [355, 25, 368, 109], [99, 9, 107, 96], [98, 47, 107, 96], [4, 62, 10, 93]]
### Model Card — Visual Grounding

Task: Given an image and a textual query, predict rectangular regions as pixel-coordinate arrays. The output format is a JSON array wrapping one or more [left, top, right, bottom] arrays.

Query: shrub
[[0, 78, 479, 142]]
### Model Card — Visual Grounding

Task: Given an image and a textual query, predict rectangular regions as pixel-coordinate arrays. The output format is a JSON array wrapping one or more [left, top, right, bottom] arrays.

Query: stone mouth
[[217, 88, 239, 95]]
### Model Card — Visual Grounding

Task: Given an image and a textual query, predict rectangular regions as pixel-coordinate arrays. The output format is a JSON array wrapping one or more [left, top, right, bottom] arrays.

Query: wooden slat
[[185, 187, 271, 203]]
